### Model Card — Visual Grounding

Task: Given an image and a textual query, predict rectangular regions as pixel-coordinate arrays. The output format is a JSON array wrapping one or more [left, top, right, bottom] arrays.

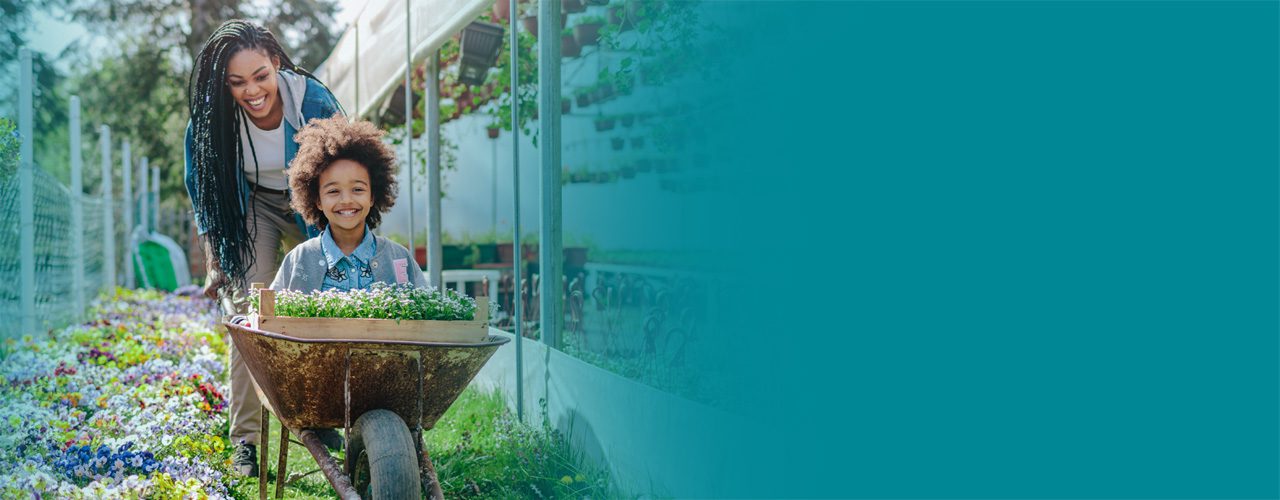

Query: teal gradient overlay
[[675, 1, 1280, 497]]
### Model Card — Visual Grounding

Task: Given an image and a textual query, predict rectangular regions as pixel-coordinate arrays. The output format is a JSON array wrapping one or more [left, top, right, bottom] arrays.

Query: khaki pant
[[219, 189, 304, 446]]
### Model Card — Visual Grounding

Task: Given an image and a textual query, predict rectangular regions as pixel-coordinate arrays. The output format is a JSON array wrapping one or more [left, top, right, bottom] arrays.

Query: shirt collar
[[321, 225, 377, 267]]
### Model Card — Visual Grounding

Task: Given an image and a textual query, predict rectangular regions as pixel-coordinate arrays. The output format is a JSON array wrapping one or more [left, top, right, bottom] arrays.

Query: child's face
[[316, 159, 373, 233]]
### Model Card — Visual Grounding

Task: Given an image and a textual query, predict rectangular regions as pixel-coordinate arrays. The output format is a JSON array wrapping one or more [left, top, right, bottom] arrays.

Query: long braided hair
[[187, 20, 325, 290]]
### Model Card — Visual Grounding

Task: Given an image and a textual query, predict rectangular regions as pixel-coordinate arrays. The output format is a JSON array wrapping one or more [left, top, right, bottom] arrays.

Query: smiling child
[[270, 116, 428, 292]]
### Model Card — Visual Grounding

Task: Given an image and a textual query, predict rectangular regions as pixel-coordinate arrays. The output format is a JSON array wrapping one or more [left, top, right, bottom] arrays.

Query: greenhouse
[[4, 0, 1280, 498]]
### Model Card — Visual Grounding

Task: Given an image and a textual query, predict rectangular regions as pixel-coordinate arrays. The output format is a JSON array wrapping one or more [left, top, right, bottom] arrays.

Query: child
[[271, 116, 428, 292]]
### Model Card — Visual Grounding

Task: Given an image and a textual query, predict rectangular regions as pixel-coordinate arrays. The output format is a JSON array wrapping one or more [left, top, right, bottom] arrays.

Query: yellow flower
[[575, 473, 586, 482], [560, 475, 573, 485]]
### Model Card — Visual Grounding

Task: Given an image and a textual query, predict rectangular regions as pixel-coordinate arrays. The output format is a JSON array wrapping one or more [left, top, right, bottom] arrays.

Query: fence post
[[122, 140, 133, 289], [100, 125, 114, 289], [70, 96, 85, 318], [18, 48, 35, 336], [509, 0, 525, 421], [139, 156, 148, 234]]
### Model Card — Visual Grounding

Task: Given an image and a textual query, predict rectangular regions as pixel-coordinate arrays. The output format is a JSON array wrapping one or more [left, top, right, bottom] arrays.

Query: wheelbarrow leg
[[259, 411, 270, 500], [415, 429, 444, 500], [299, 429, 361, 500], [275, 426, 290, 499]]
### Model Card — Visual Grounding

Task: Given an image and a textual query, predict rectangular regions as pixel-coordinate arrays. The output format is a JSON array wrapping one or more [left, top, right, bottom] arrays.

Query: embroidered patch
[[326, 266, 347, 282], [360, 265, 373, 279]]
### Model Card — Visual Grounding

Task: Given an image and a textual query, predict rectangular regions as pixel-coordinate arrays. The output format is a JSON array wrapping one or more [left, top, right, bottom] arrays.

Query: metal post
[[538, 0, 563, 349], [121, 140, 133, 289], [152, 166, 160, 234], [139, 157, 149, 233], [69, 96, 85, 318], [426, 52, 442, 287], [100, 125, 114, 289], [405, 0, 415, 266], [354, 24, 361, 117], [510, 0, 525, 420], [18, 49, 35, 336]]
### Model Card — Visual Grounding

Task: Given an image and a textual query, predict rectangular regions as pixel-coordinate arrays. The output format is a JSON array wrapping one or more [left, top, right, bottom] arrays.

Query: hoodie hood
[[277, 69, 309, 131]]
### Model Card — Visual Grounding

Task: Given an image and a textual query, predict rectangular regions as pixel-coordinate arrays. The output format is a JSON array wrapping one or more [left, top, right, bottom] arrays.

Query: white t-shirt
[[240, 117, 288, 190]]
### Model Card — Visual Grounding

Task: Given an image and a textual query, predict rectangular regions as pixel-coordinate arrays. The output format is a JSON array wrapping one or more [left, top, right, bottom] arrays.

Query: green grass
[[228, 387, 620, 499]]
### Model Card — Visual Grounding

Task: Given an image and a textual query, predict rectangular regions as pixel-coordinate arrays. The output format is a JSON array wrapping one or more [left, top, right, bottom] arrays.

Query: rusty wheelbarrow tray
[[225, 321, 510, 499]]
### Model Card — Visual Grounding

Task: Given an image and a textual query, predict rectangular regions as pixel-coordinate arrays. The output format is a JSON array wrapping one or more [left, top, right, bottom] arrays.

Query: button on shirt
[[320, 226, 377, 292]]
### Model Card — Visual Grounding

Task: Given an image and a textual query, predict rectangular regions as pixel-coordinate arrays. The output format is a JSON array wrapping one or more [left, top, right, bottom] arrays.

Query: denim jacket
[[271, 234, 429, 292], [184, 71, 342, 238]]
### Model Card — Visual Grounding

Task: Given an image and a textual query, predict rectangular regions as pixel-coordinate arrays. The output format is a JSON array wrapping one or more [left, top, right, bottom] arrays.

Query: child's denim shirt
[[320, 226, 377, 292]]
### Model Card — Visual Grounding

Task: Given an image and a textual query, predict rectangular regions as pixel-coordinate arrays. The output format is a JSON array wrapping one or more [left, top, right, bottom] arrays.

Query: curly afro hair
[[288, 117, 399, 230]]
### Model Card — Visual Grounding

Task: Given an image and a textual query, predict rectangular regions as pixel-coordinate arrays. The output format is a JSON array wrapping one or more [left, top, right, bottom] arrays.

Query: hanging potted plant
[[561, 97, 572, 114], [519, 3, 539, 37], [593, 82, 615, 102], [573, 16, 605, 46], [611, 137, 625, 150], [492, 0, 511, 22], [563, 0, 586, 14], [575, 87, 593, 108], [594, 116, 616, 132], [486, 123, 501, 139], [561, 28, 582, 58]]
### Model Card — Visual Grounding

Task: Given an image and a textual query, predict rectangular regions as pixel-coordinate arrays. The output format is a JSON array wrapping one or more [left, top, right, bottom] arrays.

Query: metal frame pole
[[139, 157, 149, 234], [100, 125, 114, 289], [152, 166, 159, 235], [538, 0, 563, 349], [70, 96, 85, 317], [121, 140, 133, 289], [18, 49, 35, 336], [426, 52, 442, 287], [405, 0, 416, 264], [510, 0, 525, 421]]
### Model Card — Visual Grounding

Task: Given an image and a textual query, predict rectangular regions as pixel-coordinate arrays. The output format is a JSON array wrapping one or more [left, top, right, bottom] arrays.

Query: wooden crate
[[250, 286, 489, 343]]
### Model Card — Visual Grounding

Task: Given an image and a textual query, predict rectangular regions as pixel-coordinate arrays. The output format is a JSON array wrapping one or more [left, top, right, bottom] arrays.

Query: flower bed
[[0, 288, 232, 498]]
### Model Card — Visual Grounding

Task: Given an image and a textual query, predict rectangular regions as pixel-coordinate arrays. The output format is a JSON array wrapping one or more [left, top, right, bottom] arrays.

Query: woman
[[184, 19, 343, 477]]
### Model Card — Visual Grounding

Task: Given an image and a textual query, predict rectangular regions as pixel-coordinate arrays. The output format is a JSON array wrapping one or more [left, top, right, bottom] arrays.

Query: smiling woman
[[183, 19, 343, 478]]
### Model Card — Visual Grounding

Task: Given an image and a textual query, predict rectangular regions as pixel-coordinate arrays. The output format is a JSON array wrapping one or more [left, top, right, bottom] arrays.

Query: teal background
[[691, 1, 1280, 497]]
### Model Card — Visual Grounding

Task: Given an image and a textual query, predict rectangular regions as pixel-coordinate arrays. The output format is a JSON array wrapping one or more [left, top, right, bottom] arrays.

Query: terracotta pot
[[573, 21, 603, 46], [576, 92, 592, 108], [487, 126, 500, 139], [563, 0, 586, 13], [521, 16, 539, 37], [561, 34, 581, 58], [496, 243, 515, 263], [561, 98, 572, 114], [492, 0, 511, 22]]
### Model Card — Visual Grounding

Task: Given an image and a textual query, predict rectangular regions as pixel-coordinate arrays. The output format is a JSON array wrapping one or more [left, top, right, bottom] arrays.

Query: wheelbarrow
[[224, 320, 509, 499]]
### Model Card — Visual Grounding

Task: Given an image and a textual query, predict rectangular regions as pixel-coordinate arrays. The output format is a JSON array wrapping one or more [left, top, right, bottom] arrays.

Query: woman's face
[[225, 48, 283, 127]]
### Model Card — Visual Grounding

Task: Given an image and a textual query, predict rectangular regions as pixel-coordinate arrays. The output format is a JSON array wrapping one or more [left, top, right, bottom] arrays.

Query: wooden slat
[[253, 297, 490, 343]]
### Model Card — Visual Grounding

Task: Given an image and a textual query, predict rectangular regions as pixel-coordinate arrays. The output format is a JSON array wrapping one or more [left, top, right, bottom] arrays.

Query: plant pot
[[521, 16, 539, 37], [561, 34, 581, 58], [575, 92, 592, 108], [573, 22, 603, 46], [563, 247, 588, 268], [492, 0, 511, 22], [476, 243, 498, 264], [496, 242, 515, 263], [414, 247, 427, 269], [561, 98, 572, 114], [486, 126, 500, 139], [563, 0, 586, 14], [442, 244, 470, 269], [593, 82, 615, 102], [594, 117, 615, 132], [611, 137, 625, 150], [586, 0, 609, 5], [522, 244, 538, 263]]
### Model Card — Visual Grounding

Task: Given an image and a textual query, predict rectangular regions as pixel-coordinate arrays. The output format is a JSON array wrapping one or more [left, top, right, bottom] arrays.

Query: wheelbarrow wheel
[[349, 410, 423, 499]]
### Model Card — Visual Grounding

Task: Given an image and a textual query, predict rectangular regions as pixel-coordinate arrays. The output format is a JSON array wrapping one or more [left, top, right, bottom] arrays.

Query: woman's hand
[[202, 238, 227, 300]]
